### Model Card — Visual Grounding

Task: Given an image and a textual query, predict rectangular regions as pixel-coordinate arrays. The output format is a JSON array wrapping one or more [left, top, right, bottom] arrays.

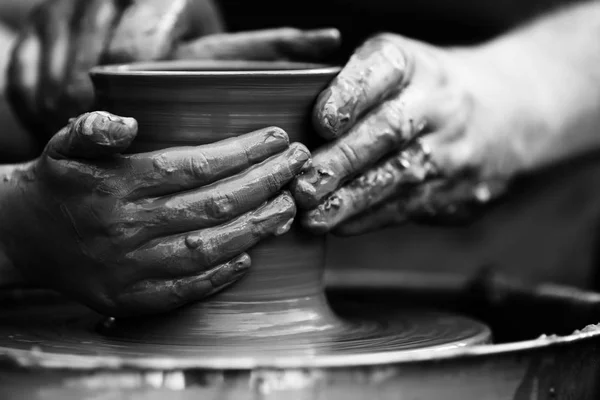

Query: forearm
[[470, 1, 600, 173], [0, 164, 30, 288]]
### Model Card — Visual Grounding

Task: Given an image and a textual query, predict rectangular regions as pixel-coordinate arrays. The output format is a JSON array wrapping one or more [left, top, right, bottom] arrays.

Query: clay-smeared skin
[[292, 26, 600, 234], [290, 34, 512, 234], [7, 0, 340, 141], [0, 111, 310, 317]]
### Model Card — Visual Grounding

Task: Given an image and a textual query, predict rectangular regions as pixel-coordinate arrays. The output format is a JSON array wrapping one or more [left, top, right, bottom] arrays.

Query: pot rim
[[90, 60, 342, 78]]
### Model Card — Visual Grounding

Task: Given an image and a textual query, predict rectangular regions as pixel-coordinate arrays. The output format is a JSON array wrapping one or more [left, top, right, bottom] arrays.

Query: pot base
[[0, 293, 489, 362]]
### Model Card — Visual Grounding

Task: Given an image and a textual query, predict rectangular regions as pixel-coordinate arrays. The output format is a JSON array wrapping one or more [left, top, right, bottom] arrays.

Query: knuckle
[[277, 192, 297, 214], [206, 192, 236, 221], [152, 150, 212, 181], [188, 151, 211, 180], [379, 100, 408, 136], [264, 171, 284, 193], [187, 233, 218, 266], [336, 141, 361, 172], [371, 33, 409, 75], [263, 126, 289, 144], [151, 152, 175, 177]]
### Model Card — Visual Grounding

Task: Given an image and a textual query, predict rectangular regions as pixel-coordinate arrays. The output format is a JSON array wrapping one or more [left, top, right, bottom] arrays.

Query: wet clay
[[0, 294, 490, 360], [51, 60, 491, 353]]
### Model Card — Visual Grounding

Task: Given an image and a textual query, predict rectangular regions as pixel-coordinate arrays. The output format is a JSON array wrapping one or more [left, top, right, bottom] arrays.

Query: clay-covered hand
[[7, 0, 340, 142], [0, 111, 309, 316], [292, 33, 523, 235]]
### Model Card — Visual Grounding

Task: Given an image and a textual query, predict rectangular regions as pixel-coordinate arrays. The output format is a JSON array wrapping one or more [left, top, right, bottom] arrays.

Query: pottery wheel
[[0, 62, 489, 366], [0, 292, 490, 362]]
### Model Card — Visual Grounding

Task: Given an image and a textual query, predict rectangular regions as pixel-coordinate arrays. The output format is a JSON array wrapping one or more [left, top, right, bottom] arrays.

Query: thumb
[[46, 111, 137, 160]]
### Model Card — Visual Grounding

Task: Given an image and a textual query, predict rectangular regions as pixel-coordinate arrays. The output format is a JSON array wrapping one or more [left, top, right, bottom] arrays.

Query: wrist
[[460, 31, 600, 175], [449, 40, 574, 177]]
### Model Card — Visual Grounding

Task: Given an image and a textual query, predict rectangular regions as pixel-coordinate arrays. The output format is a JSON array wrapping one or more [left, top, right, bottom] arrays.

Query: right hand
[[0, 111, 310, 317], [7, 0, 340, 143]]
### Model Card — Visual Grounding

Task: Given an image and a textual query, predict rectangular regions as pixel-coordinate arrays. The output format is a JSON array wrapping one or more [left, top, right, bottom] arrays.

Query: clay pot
[[90, 60, 344, 344]]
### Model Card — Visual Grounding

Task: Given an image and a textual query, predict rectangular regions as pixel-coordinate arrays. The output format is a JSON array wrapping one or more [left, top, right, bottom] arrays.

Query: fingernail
[[291, 173, 319, 209], [322, 105, 339, 131], [256, 192, 296, 235], [263, 127, 289, 145], [289, 144, 310, 167], [315, 88, 348, 138], [291, 165, 337, 209], [79, 112, 137, 146], [301, 194, 344, 234], [275, 218, 294, 236], [301, 208, 330, 235], [272, 192, 296, 235]]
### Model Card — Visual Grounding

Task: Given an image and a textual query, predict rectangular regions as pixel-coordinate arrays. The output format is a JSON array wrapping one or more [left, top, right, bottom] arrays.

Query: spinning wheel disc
[[0, 293, 490, 363]]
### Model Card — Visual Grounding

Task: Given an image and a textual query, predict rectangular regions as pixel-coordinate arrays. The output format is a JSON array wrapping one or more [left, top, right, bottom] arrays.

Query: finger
[[135, 144, 309, 233], [61, 0, 120, 116], [122, 127, 290, 199], [46, 111, 138, 160], [301, 143, 438, 234], [106, 0, 196, 63], [173, 28, 341, 62], [332, 199, 406, 236], [334, 179, 507, 236], [293, 93, 426, 209], [35, 0, 77, 128], [116, 253, 250, 316], [128, 192, 295, 279], [6, 26, 44, 137], [313, 34, 411, 139]]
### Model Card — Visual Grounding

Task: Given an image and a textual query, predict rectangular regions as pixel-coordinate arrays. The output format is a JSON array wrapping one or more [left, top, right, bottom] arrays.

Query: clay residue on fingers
[[294, 97, 416, 209], [313, 34, 409, 139]]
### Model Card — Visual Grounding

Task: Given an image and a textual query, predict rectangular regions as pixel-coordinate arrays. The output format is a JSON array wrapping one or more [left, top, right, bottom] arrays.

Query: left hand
[[291, 33, 550, 235], [0, 111, 309, 316]]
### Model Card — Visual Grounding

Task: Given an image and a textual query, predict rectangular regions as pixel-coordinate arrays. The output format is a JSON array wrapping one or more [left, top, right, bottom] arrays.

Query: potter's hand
[[0, 111, 309, 316], [7, 0, 340, 142], [292, 34, 518, 235], [6, 0, 224, 141]]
